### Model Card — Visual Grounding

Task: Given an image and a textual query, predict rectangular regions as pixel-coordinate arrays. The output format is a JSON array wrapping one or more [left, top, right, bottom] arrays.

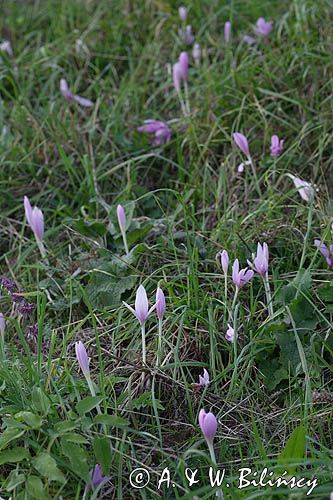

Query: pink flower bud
[[117, 204, 126, 231], [24, 196, 44, 242], [220, 250, 229, 274], [178, 6, 187, 22], [198, 369, 210, 387], [233, 133, 250, 158], [75, 341, 90, 377], [156, 287, 166, 320], [270, 135, 284, 157], [0, 313, 5, 336], [179, 52, 189, 81], [198, 409, 218, 444], [224, 21, 231, 42]]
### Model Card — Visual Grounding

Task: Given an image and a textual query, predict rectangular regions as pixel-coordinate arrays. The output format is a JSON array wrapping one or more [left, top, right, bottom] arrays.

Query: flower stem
[[120, 227, 129, 256], [207, 441, 216, 465], [156, 317, 163, 367], [249, 157, 262, 197], [184, 81, 190, 115], [263, 273, 274, 318], [141, 323, 146, 366]]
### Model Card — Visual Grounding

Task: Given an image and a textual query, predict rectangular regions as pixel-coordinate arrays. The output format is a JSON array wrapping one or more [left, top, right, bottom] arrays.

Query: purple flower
[[117, 204, 126, 231], [24, 196, 44, 241], [84, 464, 111, 498], [0, 40, 13, 56], [254, 18, 273, 37], [242, 35, 256, 45], [224, 21, 231, 42], [123, 285, 157, 325], [178, 25, 194, 45], [198, 368, 210, 387], [75, 341, 90, 377], [314, 240, 333, 267], [60, 79, 93, 108], [156, 287, 166, 320], [220, 250, 229, 275], [192, 43, 201, 65], [290, 175, 314, 203], [173, 52, 189, 92], [12, 291, 25, 304], [178, 6, 187, 22], [225, 324, 235, 342], [233, 133, 250, 158], [179, 52, 189, 81], [1, 276, 15, 292], [232, 259, 254, 289], [198, 409, 218, 445], [0, 313, 5, 336], [27, 324, 38, 341], [270, 135, 284, 157], [137, 120, 171, 145], [253, 242, 269, 277], [18, 302, 35, 316]]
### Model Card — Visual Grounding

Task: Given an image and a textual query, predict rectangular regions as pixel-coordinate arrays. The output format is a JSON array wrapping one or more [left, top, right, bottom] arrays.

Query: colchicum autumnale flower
[[314, 240, 333, 267], [60, 79, 93, 107], [220, 250, 229, 274], [252, 242, 269, 277], [198, 368, 210, 387], [254, 18, 273, 37], [24, 196, 44, 241], [192, 43, 201, 65], [289, 175, 314, 203], [156, 287, 166, 320], [232, 259, 254, 289], [75, 341, 90, 377], [270, 135, 284, 157], [178, 6, 187, 22], [137, 120, 171, 145], [123, 285, 157, 325], [178, 25, 194, 45], [225, 324, 235, 342]]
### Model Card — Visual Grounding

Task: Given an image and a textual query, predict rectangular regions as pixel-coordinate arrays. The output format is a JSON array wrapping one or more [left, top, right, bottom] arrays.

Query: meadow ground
[[0, 0, 332, 498]]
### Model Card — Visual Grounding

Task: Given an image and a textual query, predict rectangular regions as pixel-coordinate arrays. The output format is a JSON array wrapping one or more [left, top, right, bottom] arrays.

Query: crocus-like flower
[[60, 79, 93, 107], [198, 409, 218, 444], [270, 135, 284, 157], [314, 240, 333, 267], [254, 18, 273, 37], [178, 6, 187, 22], [198, 368, 210, 387], [225, 324, 235, 342], [233, 133, 250, 158], [123, 285, 156, 325], [83, 464, 111, 498], [0, 313, 5, 336], [24, 196, 44, 241], [173, 62, 182, 92], [0, 40, 13, 56], [224, 21, 231, 42], [242, 35, 256, 45], [137, 120, 171, 145], [75, 341, 90, 377], [179, 52, 189, 81], [232, 259, 254, 289], [156, 287, 166, 320], [220, 250, 229, 274], [290, 175, 314, 203], [253, 242, 269, 277], [117, 204, 126, 231], [179, 25, 194, 45], [192, 43, 201, 65]]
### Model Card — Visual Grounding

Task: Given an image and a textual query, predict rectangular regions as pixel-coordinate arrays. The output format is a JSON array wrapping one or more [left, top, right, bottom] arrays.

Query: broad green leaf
[[61, 439, 89, 481], [76, 396, 103, 416], [32, 387, 51, 415], [93, 414, 129, 428], [93, 437, 112, 475], [278, 425, 306, 473], [15, 411, 43, 429], [0, 428, 25, 450], [61, 432, 88, 444], [0, 447, 30, 465], [25, 476, 50, 500], [6, 470, 26, 491], [32, 452, 66, 483]]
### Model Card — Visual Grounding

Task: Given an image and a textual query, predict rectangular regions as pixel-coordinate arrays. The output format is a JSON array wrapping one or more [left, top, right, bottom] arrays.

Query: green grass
[[0, 0, 332, 498]]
